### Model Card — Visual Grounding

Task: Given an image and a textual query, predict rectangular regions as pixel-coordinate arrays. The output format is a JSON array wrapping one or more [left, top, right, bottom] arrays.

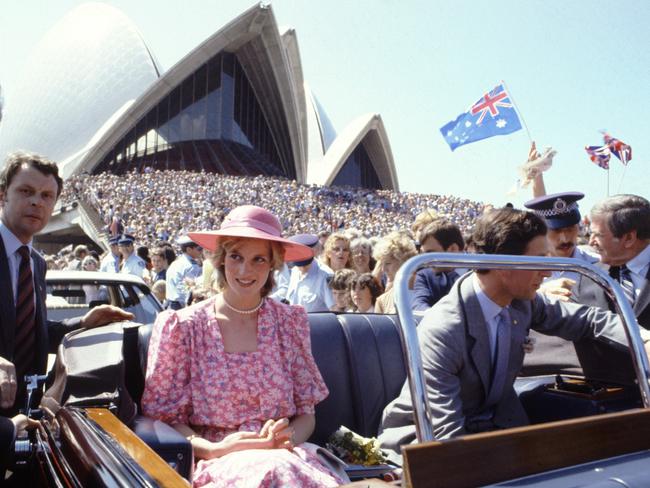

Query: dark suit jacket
[[378, 273, 626, 461], [572, 259, 650, 385], [412, 269, 459, 312], [0, 236, 80, 415], [0, 416, 15, 474]]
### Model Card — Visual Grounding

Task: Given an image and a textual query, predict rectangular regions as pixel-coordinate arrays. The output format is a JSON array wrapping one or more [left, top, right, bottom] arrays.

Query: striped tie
[[14, 246, 36, 381], [619, 265, 636, 305]]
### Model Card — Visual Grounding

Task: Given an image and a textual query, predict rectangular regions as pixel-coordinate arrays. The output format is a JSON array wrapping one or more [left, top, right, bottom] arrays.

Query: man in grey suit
[[572, 194, 650, 384], [586, 194, 650, 327], [379, 207, 650, 461]]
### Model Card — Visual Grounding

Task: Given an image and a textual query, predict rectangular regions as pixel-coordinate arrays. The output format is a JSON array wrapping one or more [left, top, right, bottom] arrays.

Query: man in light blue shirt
[[100, 236, 121, 273], [283, 234, 334, 312], [165, 236, 202, 310], [117, 234, 146, 278]]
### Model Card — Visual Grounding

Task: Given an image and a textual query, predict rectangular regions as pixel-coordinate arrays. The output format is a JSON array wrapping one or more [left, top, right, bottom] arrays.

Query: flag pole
[[501, 80, 533, 144], [607, 167, 610, 196], [617, 164, 628, 193]]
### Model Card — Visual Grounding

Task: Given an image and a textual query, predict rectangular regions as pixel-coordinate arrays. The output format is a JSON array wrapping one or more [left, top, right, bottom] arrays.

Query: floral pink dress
[[141, 297, 344, 487]]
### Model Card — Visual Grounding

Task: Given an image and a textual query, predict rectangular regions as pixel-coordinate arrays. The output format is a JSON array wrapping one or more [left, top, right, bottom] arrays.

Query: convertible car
[[8, 254, 650, 487]]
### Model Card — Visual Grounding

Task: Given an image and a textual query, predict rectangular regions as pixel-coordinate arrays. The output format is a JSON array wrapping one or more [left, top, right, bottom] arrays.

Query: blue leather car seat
[[132, 313, 408, 447]]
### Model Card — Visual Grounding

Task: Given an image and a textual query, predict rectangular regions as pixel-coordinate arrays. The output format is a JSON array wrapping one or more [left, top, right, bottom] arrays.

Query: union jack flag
[[603, 132, 632, 165], [585, 145, 611, 170], [440, 83, 522, 151]]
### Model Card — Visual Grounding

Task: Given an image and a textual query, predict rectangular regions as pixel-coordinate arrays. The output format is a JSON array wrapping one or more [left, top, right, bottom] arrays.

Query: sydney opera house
[[0, 2, 398, 193]]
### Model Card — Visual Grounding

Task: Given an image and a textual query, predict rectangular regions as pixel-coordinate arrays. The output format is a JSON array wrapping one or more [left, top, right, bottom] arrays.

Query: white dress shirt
[[626, 243, 650, 298]]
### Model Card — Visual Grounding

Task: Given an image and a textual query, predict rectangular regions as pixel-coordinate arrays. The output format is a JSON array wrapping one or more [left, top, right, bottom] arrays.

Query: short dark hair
[[591, 194, 650, 239], [0, 151, 64, 197], [137, 245, 151, 264], [151, 247, 169, 265], [418, 220, 465, 251], [329, 269, 357, 291], [350, 273, 384, 305], [471, 208, 547, 270], [154, 242, 176, 264], [181, 242, 201, 253]]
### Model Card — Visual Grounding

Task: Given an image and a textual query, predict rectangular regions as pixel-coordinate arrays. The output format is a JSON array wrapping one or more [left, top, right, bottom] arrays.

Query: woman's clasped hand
[[210, 418, 294, 458]]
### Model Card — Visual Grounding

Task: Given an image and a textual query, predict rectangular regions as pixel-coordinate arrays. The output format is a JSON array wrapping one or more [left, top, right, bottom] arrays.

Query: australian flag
[[440, 83, 522, 151]]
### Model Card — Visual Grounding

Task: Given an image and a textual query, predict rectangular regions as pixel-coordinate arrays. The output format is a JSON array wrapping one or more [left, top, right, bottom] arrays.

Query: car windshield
[[118, 283, 160, 324], [46, 278, 161, 324]]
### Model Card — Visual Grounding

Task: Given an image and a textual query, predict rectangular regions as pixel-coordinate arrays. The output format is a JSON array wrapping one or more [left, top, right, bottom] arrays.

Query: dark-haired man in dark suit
[[412, 219, 464, 312], [0, 152, 133, 420]]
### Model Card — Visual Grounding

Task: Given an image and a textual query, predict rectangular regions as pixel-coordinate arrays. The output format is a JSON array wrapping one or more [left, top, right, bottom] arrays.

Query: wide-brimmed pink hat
[[188, 205, 313, 262]]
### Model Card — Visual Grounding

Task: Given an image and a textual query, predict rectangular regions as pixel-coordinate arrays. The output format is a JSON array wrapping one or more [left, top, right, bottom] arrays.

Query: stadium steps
[[76, 199, 111, 251]]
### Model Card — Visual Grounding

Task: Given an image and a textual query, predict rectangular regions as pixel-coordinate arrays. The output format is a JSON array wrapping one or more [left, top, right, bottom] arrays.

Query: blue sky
[[1, 0, 649, 213]]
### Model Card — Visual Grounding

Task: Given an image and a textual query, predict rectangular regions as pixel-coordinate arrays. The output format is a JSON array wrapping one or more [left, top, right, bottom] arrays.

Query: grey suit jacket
[[575, 262, 650, 328], [0, 236, 80, 415], [572, 258, 650, 385], [378, 272, 627, 460]]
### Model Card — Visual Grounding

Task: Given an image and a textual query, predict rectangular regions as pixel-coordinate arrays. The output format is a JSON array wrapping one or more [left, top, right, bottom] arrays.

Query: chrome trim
[[393, 252, 650, 443]]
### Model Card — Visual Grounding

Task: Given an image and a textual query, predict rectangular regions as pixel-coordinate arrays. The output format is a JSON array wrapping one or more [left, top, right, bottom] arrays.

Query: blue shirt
[[165, 253, 202, 305], [548, 246, 600, 283], [100, 252, 120, 273], [285, 260, 334, 312], [472, 273, 505, 360], [270, 264, 291, 301], [120, 253, 146, 278]]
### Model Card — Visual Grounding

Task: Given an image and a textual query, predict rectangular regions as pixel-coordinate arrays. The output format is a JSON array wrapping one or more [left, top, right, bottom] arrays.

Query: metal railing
[[392, 252, 650, 443]]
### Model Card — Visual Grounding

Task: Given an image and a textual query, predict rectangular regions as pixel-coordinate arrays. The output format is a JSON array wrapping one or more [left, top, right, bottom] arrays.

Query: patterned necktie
[[14, 246, 36, 381], [619, 265, 636, 305], [486, 308, 512, 406], [610, 265, 636, 306]]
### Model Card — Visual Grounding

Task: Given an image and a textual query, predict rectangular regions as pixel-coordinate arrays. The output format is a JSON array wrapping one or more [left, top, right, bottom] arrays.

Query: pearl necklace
[[222, 296, 264, 315]]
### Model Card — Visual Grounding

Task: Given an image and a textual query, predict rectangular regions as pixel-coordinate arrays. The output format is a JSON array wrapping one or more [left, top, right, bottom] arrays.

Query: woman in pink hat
[[141, 206, 346, 487]]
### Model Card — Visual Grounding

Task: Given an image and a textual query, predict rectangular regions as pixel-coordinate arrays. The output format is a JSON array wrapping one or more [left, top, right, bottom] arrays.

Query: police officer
[[523, 191, 600, 376], [165, 235, 202, 310], [117, 234, 146, 278], [100, 235, 121, 273], [525, 192, 599, 285]]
